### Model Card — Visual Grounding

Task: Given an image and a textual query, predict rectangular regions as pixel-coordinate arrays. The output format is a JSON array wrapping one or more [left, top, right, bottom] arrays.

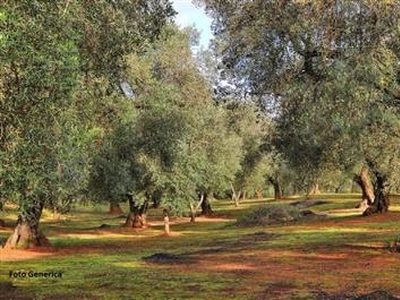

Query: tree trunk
[[354, 164, 390, 216], [230, 183, 236, 200], [189, 193, 205, 223], [234, 189, 241, 207], [268, 177, 283, 200], [354, 166, 375, 210], [242, 189, 247, 200], [125, 194, 148, 228], [4, 200, 49, 249], [200, 193, 213, 216], [163, 209, 170, 236], [363, 170, 390, 216], [189, 203, 196, 223], [308, 181, 321, 196], [109, 202, 124, 215], [231, 183, 240, 206], [256, 190, 263, 199]]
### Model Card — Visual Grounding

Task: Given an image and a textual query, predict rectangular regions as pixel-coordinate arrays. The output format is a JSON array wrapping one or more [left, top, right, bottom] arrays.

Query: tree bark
[[109, 202, 124, 215], [354, 165, 390, 216], [268, 177, 283, 200], [307, 181, 321, 196], [230, 182, 236, 201], [189, 193, 205, 222], [354, 166, 375, 211], [163, 209, 170, 236], [355, 167, 375, 203], [125, 194, 148, 228], [189, 203, 196, 223], [234, 190, 241, 207], [4, 200, 49, 249], [363, 170, 390, 216], [230, 183, 241, 206], [200, 193, 213, 216]]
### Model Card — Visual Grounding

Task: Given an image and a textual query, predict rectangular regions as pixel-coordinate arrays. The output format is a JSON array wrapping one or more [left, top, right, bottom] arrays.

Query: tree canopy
[[201, 0, 400, 213], [0, 0, 175, 248]]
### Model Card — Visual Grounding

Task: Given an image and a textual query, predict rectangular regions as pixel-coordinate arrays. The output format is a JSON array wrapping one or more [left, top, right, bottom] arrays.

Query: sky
[[172, 0, 213, 49]]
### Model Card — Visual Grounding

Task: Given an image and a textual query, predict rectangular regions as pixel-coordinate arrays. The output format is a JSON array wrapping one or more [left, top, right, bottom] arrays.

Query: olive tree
[[201, 0, 400, 214], [125, 26, 242, 225], [0, 1, 175, 248]]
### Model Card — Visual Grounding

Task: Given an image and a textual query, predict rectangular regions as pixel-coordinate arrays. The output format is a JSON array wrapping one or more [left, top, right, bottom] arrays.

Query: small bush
[[237, 203, 304, 227]]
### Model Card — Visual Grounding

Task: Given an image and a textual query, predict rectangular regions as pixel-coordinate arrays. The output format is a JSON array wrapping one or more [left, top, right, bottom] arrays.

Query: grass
[[1, 194, 400, 299]]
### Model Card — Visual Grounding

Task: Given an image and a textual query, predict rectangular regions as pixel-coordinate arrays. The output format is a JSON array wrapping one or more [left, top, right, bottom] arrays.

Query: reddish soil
[[0, 248, 55, 261]]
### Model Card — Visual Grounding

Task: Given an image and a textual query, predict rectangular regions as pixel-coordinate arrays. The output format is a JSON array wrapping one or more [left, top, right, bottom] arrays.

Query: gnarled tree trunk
[[355, 167, 375, 203], [354, 166, 375, 210], [125, 194, 148, 228], [200, 192, 213, 216], [354, 166, 390, 216], [363, 170, 390, 216], [4, 200, 49, 249], [354, 167, 374, 209], [190, 192, 205, 223], [268, 177, 283, 200]]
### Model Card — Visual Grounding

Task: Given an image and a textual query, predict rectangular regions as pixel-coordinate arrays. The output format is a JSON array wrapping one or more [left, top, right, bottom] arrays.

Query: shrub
[[237, 203, 304, 227]]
